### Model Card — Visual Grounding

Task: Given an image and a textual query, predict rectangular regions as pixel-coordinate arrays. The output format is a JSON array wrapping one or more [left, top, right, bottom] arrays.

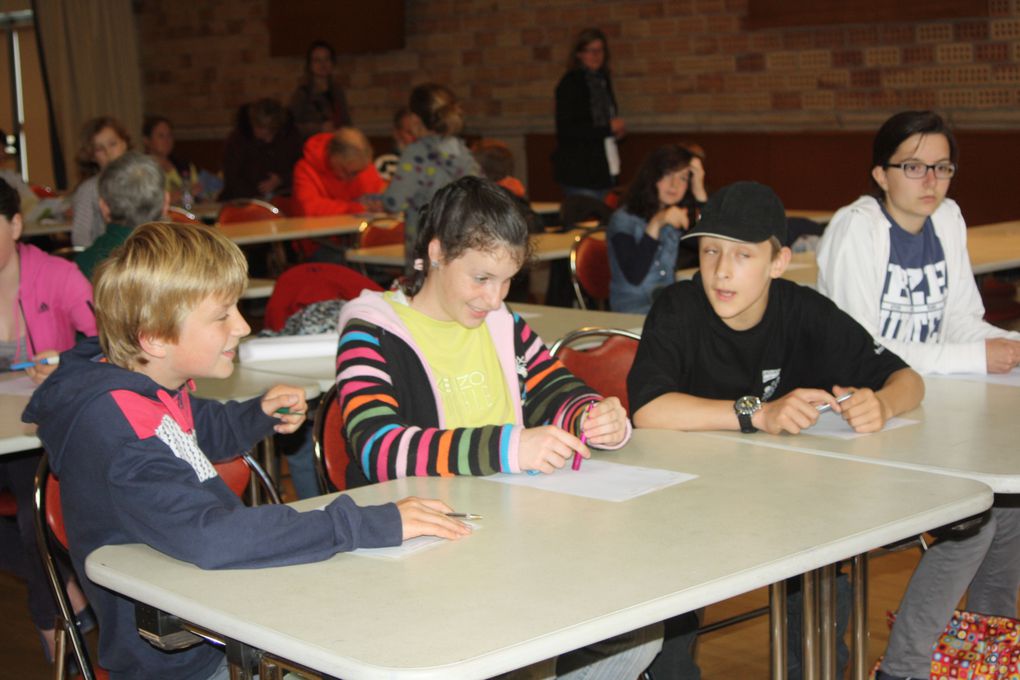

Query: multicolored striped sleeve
[[514, 315, 601, 437], [336, 319, 522, 482]]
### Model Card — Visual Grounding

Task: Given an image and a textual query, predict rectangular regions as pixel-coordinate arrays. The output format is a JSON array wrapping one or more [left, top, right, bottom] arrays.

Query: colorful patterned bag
[[931, 610, 1020, 679]]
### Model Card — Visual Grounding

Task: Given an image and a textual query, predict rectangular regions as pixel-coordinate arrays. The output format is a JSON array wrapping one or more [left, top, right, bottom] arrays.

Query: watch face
[[735, 395, 761, 414]]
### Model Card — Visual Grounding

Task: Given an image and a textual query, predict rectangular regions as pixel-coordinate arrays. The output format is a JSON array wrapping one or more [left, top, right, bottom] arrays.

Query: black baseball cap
[[681, 181, 787, 245]]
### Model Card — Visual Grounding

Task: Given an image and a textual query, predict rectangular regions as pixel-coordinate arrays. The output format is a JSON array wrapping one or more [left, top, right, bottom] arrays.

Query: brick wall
[[136, 0, 1020, 190]]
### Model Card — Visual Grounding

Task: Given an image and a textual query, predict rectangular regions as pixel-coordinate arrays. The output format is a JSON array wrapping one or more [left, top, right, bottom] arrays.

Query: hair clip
[[412, 258, 425, 271]]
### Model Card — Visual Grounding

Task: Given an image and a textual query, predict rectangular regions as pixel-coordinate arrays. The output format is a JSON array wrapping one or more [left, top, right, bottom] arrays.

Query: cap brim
[[680, 229, 759, 244]]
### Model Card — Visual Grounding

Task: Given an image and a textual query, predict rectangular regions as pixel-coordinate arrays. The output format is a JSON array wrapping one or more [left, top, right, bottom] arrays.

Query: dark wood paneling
[[527, 131, 1020, 226], [747, 0, 986, 29], [267, 0, 404, 57]]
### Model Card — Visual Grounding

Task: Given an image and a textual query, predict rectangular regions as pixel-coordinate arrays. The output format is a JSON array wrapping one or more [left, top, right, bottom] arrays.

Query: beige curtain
[[33, 0, 143, 187]]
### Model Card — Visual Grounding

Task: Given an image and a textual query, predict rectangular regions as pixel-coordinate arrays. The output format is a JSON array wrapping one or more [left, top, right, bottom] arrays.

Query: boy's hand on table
[[755, 388, 835, 434], [581, 397, 628, 447], [261, 385, 308, 433], [396, 497, 472, 541], [518, 426, 589, 474], [25, 350, 59, 384], [834, 385, 888, 434]]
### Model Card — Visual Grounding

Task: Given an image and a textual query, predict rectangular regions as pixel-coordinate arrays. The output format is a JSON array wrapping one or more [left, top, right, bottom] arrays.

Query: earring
[[430, 259, 440, 268]]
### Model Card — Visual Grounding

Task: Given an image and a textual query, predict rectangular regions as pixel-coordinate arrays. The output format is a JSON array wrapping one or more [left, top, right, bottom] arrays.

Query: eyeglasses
[[883, 161, 957, 180]]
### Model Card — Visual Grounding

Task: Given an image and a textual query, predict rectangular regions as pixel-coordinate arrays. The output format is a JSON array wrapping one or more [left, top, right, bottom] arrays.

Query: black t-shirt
[[628, 274, 910, 415]]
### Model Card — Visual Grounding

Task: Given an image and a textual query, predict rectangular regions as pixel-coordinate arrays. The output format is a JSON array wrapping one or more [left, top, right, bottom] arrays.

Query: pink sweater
[[17, 242, 96, 354]]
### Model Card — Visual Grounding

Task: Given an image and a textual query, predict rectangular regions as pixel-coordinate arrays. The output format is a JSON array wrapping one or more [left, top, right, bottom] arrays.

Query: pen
[[445, 513, 483, 520], [274, 407, 306, 416], [816, 391, 854, 414], [9, 356, 60, 371], [573, 402, 594, 471]]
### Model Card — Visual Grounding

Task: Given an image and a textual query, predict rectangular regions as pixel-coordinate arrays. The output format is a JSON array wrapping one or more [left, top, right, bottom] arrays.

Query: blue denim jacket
[[607, 209, 681, 314]]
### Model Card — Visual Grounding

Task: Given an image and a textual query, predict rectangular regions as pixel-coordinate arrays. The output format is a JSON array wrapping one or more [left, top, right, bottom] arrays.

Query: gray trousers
[[881, 502, 1020, 678], [497, 622, 664, 680]]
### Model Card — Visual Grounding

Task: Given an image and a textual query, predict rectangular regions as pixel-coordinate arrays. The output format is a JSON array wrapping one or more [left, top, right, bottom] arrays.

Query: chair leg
[[53, 625, 67, 679]]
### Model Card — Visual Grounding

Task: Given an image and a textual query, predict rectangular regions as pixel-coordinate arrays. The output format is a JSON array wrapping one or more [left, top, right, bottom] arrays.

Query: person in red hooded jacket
[[293, 127, 385, 216]]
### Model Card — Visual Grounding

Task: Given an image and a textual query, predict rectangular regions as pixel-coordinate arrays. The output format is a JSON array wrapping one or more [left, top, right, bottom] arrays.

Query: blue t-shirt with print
[[879, 208, 948, 343]]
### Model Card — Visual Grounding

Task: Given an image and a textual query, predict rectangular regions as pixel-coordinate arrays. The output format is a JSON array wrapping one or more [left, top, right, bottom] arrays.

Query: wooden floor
[[0, 547, 924, 679]]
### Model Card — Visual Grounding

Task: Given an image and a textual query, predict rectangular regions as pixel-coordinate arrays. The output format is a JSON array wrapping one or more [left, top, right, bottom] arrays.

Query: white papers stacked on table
[[806, 410, 919, 440], [482, 459, 696, 501], [239, 333, 339, 363]]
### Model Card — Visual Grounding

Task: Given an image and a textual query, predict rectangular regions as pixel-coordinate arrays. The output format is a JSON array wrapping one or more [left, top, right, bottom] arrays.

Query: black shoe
[[875, 670, 918, 680]]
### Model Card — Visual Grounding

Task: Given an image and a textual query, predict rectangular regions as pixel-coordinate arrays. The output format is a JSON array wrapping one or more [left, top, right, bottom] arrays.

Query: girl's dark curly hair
[[622, 144, 695, 221]]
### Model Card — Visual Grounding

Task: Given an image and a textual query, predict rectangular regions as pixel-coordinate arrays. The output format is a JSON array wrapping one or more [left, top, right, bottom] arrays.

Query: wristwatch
[[734, 395, 762, 434]]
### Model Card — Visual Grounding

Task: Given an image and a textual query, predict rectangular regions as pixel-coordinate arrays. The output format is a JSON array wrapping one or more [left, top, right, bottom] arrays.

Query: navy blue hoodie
[[23, 337, 402, 680]]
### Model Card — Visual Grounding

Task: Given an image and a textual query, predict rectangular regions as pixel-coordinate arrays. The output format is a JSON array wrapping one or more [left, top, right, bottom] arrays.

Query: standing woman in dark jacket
[[290, 40, 353, 140], [552, 28, 625, 200]]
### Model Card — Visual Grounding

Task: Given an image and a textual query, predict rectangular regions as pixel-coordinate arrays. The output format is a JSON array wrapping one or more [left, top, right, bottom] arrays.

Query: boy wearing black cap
[[629, 180, 924, 436]]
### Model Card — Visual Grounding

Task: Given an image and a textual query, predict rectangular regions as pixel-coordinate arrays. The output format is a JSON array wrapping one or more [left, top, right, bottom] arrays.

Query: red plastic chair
[[313, 384, 353, 493], [980, 276, 1020, 325], [550, 327, 641, 415], [33, 452, 277, 679], [569, 229, 610, 310], [216, 198, 281, 224], [167, 206, 202, 225], [262, 262, 382, 332], [30, 183, 57, 198]]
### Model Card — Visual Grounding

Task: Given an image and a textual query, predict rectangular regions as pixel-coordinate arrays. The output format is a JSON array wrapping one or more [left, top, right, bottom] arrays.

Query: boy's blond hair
[[93, 221, 248, 369]]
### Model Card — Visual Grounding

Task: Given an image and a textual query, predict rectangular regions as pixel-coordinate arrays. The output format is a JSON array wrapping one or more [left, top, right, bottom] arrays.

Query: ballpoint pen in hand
[[572, 402, 594, 471]]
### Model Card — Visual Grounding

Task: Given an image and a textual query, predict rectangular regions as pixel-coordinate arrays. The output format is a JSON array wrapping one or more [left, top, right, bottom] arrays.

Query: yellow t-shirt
[[387, 293, 515, 428]]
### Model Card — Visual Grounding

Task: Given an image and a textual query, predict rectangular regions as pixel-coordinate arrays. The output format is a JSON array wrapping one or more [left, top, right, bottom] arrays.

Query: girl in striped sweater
[[336, 175, 659, 680], [336, 176, 631, 488]]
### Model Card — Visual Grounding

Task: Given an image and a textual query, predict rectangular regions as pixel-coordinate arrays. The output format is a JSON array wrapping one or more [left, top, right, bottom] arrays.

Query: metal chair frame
[[32, 452, 279, 678]]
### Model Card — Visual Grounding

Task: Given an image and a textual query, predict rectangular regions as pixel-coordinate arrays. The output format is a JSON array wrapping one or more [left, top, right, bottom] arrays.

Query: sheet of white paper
[[480, 459, 696, 502], [934, 370, 1020, 388], [805, 410, 919, 440], [351, 522, 481, 560], [0, 375, 38, 396]]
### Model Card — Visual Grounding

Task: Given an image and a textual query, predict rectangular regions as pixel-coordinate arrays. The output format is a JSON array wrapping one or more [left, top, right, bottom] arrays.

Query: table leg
[[226, 639, 258, 680], [802, 570, 820, 680], [851, 553, 869, 680], [769, 580, 788, 680], [819, 563, 837, 680]]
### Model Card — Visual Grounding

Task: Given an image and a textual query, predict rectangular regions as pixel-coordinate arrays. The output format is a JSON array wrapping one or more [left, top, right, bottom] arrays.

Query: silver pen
[[816, 392, 854, 414]]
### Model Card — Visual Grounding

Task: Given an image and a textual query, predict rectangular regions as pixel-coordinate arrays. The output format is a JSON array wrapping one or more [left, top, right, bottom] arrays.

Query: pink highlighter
[[573, 402, 594, 471]]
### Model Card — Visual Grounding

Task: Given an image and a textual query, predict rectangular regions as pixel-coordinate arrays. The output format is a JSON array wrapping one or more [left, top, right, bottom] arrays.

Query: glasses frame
[[883, 161, 957, 180]]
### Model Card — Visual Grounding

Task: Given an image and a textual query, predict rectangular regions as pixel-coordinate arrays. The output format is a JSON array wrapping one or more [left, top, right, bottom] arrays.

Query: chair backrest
[[569, 229, 610, 310], [217, 198, 281, 224], [167, 205, 202, 224], [550, 327, 641, 415], [313, 383, 352, 493], [213, 454, 282, 505], [262, 262, 383, 331], [357, 217, 404, 249]]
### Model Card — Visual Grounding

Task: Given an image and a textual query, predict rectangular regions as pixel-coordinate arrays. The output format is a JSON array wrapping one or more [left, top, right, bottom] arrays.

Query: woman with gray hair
[[76, 151, 167, 279]]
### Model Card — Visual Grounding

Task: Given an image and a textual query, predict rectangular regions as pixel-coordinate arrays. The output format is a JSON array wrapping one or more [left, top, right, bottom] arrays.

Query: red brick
[[955, 21, 990, 42], [903, 45, 935, 65], [771, 92, 802, 110], [735, 53, 765, 72], [832, 50, 863, 68], [850, 69, 881, 88], [976, 42, 1010, 62]]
